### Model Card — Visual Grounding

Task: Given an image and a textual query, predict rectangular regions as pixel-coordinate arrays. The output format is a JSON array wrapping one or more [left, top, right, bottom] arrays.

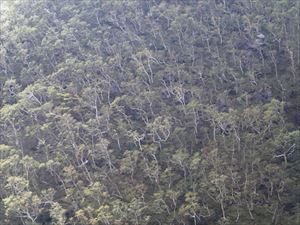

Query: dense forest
[[0, 0, 299, 224]]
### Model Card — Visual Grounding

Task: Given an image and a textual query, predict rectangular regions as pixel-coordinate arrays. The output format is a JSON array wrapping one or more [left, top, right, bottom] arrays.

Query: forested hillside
[[0, 0, 299, 224]]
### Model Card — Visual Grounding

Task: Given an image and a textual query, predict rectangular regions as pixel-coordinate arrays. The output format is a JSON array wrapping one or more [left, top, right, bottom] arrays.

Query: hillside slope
[[0, 0, 299, 224]]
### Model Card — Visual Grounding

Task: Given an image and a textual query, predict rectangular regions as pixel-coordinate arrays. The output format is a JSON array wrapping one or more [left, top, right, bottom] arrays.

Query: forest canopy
[[0, 0, 299, 224]]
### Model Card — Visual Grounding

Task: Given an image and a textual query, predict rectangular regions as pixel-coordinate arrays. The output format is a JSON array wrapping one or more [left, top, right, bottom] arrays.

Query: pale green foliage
[[0, 0, 299, 224]]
